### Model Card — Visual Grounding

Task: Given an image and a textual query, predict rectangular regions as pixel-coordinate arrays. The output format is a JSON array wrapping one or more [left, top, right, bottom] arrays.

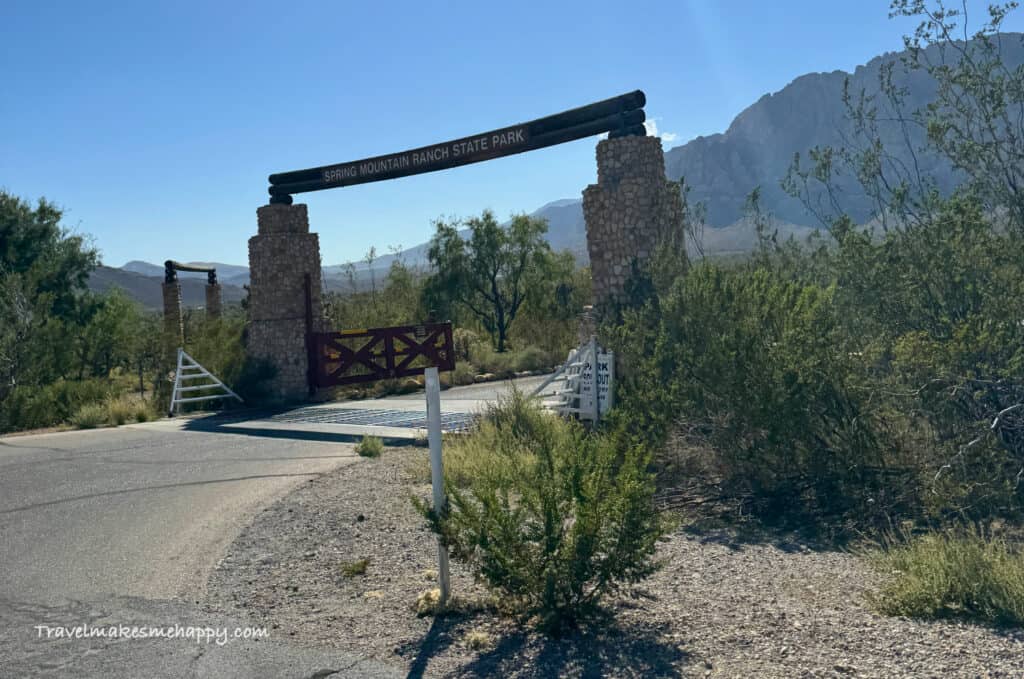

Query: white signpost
[[578, 337, 614, 421], [424, 366, 451, 605]]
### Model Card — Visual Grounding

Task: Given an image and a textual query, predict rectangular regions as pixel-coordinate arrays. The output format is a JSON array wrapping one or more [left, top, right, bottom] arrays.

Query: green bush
[[341, 558, 370, 577], [232, 357, 277, 404], [452, 328, 480, 362], [356, 435, 384, 458], [105, 396, 135, 425], [71, 403, 107, 429], [610, 263, 903, 529], [867, 529, 1024, 626], [0, 379, 113, 432], [512, 345, 551, 373], [449, 361, 477, 386], [417, 393, 664, 634], [468, 342, 515, 376]]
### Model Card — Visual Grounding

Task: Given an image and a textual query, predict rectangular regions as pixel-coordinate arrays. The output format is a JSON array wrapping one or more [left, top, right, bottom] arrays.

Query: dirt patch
[[204, 448, 1024, 678]]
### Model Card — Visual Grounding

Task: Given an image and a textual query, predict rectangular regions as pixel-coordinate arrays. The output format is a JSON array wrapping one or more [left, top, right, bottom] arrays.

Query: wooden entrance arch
[[266, 91, 647, 204]]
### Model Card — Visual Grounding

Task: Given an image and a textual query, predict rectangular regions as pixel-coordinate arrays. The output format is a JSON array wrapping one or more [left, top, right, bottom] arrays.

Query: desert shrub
[[512, 345, 551, 373], [463, 630, 492, 650], [452, 328, 479, 362], [867, 529, 1024, 626], [468, 342, 515, 376], [341, 558, 370, 577], [356, 435, 384, 458], [232, 357, 277, 404], [414, 588, 442, 616], [449, 361, 477, 386], [417, 393, 664, 634], [610, 263, 909, 530], [134, 404, 154, 423], [0, 379, 113, 432], [71, 403, 107, 429], [105, 395, 135, 425]]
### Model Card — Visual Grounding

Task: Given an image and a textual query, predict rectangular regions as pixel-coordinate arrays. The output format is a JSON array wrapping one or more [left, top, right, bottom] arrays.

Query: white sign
[[579, 347, 614, 420]]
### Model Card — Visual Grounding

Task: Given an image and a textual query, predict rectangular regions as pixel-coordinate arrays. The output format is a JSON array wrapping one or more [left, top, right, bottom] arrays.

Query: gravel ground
[[204, 448, 1024, 678]]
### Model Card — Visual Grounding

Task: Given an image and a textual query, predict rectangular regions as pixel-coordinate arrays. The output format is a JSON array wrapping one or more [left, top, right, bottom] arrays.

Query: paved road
[[0, 376, 544, 678], [190, 374, 552, 441]]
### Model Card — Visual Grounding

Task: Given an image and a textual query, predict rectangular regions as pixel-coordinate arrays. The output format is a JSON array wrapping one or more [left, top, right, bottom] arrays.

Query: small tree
[[0, 192, 98, 392], [425, 210, 555, 353]]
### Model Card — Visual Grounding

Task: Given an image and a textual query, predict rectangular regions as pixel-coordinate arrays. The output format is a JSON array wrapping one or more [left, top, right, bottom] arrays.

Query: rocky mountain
[[665, 34, 1023, 226]]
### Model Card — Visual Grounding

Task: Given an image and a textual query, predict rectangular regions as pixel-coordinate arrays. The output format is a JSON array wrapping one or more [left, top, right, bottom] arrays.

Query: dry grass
[[356, 436, 384, 458], [866, 528, 1024, 626], [341, 558, 370, 577], [463, 629, 492, 651], [105, 396, 135, 426], [71, 403, 106, 429]]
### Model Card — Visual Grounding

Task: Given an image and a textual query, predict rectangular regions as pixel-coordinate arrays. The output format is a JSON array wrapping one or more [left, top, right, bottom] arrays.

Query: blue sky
[[3, 1, 1021, 267]]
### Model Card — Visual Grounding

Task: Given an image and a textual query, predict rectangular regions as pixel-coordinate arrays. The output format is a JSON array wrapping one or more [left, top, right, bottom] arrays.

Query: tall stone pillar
[[582, 135, 685, 307], [205, 283, 222, 319], [247, 203, 324, 402], [162, 281, 183, 352]]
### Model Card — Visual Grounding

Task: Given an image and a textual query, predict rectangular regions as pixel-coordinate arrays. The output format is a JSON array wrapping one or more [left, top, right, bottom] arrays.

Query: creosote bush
[[867, 528, 1024, 626], [356, 436, 384, 458], [71, 403, 107, 429], [340, 558, 370, 578], [105, 395, 135, 426], [1, 379, 113, 432], [416, 393, 664, 634]]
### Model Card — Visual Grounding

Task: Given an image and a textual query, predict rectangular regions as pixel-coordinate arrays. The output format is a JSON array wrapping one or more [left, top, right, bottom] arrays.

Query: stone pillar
[[582, 135, 685, 307], [162, 281, 183, 351], [247, 203, 324, 402], [577, 305, 596, 345], [205, 283, 222, 319]]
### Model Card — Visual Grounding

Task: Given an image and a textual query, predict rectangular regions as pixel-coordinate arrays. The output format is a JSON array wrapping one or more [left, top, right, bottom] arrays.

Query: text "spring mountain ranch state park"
[[321, 127, 529, 184]]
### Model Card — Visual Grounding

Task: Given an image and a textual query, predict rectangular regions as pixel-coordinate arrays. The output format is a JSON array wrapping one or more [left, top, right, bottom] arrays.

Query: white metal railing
[[168, 348, 242, 417], [531, 336, 610, 422]]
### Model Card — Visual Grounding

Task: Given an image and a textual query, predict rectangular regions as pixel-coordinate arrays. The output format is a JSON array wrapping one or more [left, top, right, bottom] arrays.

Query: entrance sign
[[268, 91, 646, 202], [531, 336, 614, 422], [578, 342, 615, 420]]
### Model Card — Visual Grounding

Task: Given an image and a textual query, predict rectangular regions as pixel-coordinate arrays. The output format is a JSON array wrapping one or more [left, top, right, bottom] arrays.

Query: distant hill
[[121, 260, 251, 286], [88, 265, 247, 309]]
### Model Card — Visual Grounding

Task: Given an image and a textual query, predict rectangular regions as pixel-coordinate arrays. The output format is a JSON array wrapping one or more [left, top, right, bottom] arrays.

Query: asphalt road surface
[[0, 377, 546, 678]]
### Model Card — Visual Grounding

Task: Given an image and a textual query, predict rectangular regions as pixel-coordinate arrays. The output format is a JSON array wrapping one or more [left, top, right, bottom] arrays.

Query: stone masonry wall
[[582, 135, 684, 307], [162, 281, 183, 353], [205, 284, 222, 319], [247, 203, 324, 402]]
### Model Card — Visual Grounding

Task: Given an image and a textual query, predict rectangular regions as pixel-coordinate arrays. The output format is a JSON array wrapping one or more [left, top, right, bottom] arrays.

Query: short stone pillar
[[162, 281, 183, 351], [205, 283, 222, 319], [247, 203, 324, 402], [582, 135, 685, 307]]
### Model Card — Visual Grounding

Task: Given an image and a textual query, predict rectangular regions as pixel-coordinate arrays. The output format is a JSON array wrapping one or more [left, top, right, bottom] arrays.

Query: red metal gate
[[308, 322, 455, 389]]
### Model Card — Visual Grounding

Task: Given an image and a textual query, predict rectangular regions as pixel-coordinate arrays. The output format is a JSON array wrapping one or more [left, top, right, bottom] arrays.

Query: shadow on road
[[181, 409, 413, 446]]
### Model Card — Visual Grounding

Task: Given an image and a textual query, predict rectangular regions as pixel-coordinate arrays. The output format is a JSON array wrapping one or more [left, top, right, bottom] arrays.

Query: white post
[[424, 366, 451, 604], [606, 350, 615, 412], [589, 336, 599, 422]]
